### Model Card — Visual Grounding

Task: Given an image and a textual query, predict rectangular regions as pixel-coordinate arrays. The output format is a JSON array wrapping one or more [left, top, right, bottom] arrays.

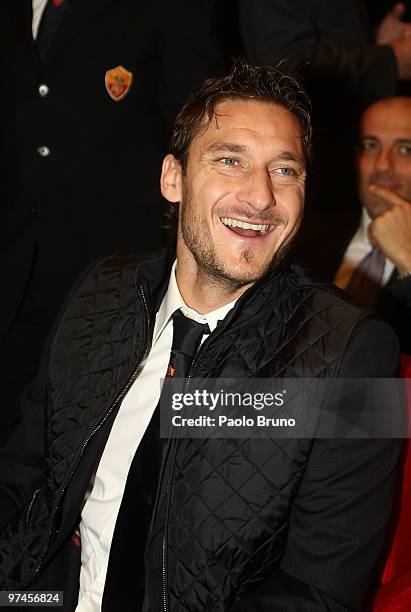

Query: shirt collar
[[358, 207, 372, 247], [153, 261, 237, 343], [345, 206, 372, 254]]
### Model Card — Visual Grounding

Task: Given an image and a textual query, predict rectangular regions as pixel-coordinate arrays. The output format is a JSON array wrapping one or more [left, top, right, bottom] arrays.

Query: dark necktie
[[345, 246, 386, 308], [102, 309, 209, 610], [36, 0, 69, 62], [165, 309, 210, 384]]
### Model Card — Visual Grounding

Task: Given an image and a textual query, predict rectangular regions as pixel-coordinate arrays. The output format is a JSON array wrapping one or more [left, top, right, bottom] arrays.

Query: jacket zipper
[[23, 284, 152, 588], [25, 488, 41, 529], [162, 536, 167, 612]]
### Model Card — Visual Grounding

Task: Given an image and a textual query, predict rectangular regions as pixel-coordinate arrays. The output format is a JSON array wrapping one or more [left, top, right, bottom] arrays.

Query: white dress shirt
[[32, 0, 49, 39], [76, 262, 236, 611], [334, 207, 394, 290]]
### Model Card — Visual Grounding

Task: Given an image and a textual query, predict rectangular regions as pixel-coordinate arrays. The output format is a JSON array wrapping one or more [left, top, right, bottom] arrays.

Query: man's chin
[[188, 235, 295, 291], [212, 254, 281, 288], [229, 240, 294, 279], [364, 196, 391, 218], [223, 266, 269, 286], [193, 253, 265, 291]]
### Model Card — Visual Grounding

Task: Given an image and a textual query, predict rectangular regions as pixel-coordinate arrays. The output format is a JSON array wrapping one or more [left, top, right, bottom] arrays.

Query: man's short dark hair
[[170, 58, 312, 172]]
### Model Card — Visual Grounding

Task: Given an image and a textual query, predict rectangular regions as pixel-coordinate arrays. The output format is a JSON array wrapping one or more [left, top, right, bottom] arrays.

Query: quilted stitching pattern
[[0, 489, 50, 589], [164, 280, 367, 610], [0, 254, 368, 600], [47, 255, 146, 493], [0, 253, 148, 589]]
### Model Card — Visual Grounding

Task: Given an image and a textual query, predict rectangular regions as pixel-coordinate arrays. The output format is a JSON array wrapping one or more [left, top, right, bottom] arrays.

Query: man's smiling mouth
[[220, 216, 274, 237]]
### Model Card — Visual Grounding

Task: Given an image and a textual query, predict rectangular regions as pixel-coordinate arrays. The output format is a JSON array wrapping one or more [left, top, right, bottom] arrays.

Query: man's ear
[[161, 154, 182, 203]]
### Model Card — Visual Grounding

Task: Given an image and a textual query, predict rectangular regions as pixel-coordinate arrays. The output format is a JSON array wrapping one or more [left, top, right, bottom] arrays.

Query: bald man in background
[[296, 97, 411, 353]]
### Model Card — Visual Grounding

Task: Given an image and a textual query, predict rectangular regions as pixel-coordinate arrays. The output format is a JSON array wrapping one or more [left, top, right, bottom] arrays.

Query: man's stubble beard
[[179, 182, 298, 292]]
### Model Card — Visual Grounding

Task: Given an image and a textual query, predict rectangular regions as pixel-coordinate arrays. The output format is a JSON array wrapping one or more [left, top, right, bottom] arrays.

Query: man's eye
[[221, 157, 238, 167], [358, 140, 377, 153], [276, 167, 295, 176], [398, 144, 411, 156]]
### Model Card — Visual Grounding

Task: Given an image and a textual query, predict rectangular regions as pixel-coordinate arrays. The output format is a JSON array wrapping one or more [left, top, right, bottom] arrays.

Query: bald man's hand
[[368, 185, 411, 276], [377, 3, 411, 44]]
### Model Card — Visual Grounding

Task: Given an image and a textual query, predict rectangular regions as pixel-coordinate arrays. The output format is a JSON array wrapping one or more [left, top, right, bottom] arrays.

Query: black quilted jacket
[[0, 248, 401, 611]]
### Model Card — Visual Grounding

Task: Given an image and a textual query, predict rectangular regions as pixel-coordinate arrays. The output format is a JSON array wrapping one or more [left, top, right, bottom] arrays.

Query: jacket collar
[[134, 242, 299, 349]]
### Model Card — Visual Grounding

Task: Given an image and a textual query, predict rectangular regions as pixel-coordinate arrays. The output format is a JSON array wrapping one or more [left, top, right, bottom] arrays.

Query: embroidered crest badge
[[105, 66, 133, 102], [165, 363, 175, 381]]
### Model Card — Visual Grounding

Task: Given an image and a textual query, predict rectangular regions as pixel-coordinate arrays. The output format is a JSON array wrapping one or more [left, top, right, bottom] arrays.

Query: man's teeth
[[221, 217, 270, 232]]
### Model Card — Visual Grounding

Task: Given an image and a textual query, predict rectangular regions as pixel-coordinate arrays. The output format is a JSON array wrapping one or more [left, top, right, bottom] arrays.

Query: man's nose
[[237, 168, 275, 210], [374, 146, 394, 173]]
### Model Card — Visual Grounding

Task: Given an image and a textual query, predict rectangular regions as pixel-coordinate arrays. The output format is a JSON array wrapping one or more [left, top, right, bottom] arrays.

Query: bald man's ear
[[161, 154, 182, 203]]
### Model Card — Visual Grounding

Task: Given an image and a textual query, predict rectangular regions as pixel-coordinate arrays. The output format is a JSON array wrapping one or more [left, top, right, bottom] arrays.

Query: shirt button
[[37, 145, 50, 157], [38, 83, 49, 97]]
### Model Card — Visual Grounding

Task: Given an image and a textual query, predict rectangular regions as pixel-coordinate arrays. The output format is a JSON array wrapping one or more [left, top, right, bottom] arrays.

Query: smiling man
[[334, 97, 411, 353], [0, 61, 402, 611], [163, 96, 306, 311]]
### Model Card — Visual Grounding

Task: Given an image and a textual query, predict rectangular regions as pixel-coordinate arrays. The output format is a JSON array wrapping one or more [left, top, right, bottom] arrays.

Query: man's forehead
[[192, 98, 304, 154], [210, 98, 298, 131], [361, 98, 411, 140]]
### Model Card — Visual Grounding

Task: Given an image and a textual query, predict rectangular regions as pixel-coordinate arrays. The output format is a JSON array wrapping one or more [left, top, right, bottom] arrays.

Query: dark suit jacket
[[0, 249, 403, 611], [239, 0, 399, 214], [0, 0, 223, 435], [239, 0, 398, 102], [0, 0, 223, 336], [295, 209, 411, 354]]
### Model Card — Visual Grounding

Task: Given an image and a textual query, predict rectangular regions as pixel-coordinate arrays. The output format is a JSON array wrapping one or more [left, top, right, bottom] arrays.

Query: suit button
[[37, 145, 50, 157], [38, 83, 49, 97]]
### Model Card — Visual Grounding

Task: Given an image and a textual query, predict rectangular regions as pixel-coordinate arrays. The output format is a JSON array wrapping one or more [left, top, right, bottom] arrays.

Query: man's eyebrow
[[206, 143, 249, 154], [277, 151, 304, 164], [359, 136, 411, 145], [360, 134, 378, 139]]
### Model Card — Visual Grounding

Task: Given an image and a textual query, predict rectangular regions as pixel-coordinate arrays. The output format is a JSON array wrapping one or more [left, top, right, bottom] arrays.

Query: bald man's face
[[356, 98, 411, 217]]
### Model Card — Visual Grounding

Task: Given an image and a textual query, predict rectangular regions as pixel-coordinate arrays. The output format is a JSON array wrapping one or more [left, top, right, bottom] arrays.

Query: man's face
[[357, 97, 411, 218], [173, 99, 306, 289]]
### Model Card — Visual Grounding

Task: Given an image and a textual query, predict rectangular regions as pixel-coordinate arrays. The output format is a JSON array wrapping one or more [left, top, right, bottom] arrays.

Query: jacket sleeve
[[239, 0, 398, 104], [0, 258, 104, 530], [229, 318, 404, 611]]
